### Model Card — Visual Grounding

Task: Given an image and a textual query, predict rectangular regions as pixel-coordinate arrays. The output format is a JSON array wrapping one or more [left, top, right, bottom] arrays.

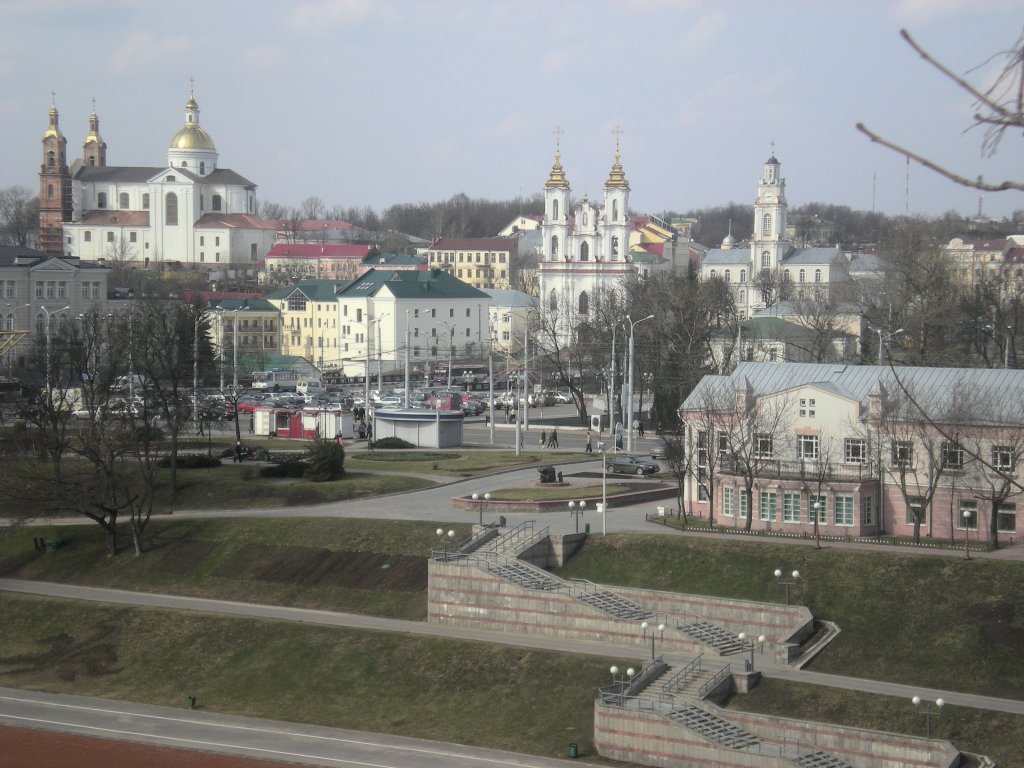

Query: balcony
[[720, 457, 877, 483]]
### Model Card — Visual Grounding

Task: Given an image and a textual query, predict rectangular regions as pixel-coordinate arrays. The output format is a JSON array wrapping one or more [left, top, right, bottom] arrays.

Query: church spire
[[83, 97, 107, 167], [544, 126, 569, 189], [604, 126, 629, 190]]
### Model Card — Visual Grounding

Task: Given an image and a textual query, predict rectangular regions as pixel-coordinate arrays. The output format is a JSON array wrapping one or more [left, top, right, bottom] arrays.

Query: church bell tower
[[38, 94, 73, 255]]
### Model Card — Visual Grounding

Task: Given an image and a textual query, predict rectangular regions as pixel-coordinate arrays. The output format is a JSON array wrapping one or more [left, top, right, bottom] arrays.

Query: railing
[[457, 525, 500, 555], [720, 457, 876, 482], [486, 520, 538, 552], [624, 657, 668, 696], [698, 664, 732, 699], [663, 653, 702, 693]]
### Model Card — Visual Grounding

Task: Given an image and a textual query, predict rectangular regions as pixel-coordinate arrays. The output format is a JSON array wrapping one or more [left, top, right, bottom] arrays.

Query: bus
[[251, 370, 302, 392]]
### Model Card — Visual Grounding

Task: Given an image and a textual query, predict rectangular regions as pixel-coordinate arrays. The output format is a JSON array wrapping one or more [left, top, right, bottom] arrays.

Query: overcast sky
[[2, 0, 1022, 224]]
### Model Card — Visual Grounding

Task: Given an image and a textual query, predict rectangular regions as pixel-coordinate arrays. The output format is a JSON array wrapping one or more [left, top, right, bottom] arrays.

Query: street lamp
[[568, 499, 586, 533], [873, 327, 905, 366], [773, 569, 801, 605], [435, 527, 456, 561], [912, 696, 944, 739], [626, 314, 654, 453], [737, 632, 766, 672], [598, 441, 608, 535], [471, 492, 491, 526], [812, 500, 822, 550], [640, 620, 665, 661], [962, 508, 972, 560]]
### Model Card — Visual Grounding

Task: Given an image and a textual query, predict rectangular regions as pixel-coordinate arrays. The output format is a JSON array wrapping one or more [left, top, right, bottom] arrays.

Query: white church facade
[[40, 91, 275, 281], [700, 155, 848, 318]]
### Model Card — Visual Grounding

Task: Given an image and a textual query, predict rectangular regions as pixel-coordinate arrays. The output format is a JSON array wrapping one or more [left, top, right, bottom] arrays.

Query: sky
[[1, 0, 1023, 224]]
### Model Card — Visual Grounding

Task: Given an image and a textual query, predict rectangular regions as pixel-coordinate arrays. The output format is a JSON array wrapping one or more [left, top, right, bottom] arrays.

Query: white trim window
[[783, 492, 801, 523], [997, 502, 1016, 533], [992, 446, 1014, 473], [891, 441, 914, 469], [759, 491, 777, 521], [798, 435, 819, 461], [809, 495, 828, 523], [862, 496, 874, 525], [755, 434, 773, 459], [835, 495, 854, 526], [722, 487, 735, 518], [739, 490, 750, 519], [844, 438, 867, 464], [958, 500, 978, 530], [799, 398, 816, 418]]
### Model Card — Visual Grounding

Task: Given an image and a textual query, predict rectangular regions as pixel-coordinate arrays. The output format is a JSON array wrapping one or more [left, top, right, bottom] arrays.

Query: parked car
[[651, 442, 669, 460], [605, 454, 661, 475], [552, 390, 573, 404], [462, 398, 486, 416]]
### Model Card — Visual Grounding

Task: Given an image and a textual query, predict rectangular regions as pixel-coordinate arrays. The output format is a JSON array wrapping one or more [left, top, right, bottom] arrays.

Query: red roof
[[195, 213, 278, 229], [428, 237, 517, 251], [79, 210, 150, 226], [266, 243, 373, 259]]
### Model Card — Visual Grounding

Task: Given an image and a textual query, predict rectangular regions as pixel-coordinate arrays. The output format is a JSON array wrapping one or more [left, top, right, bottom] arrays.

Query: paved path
[[2, 578, 1021, 716]]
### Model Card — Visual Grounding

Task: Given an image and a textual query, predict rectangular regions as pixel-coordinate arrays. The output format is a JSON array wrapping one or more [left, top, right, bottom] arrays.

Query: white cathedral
[[39, 90, 276, 280], [536, 139, 637, 343]]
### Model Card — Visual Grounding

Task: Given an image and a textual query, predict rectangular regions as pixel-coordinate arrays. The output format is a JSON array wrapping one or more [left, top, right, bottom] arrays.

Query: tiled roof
[[75, 166, 164, 183], [267, 244, 373, 258], [335, 268, 489, 300], [702, 248, 749, 265], [780, 247, 843, 265], [482, 289, 539, 308]]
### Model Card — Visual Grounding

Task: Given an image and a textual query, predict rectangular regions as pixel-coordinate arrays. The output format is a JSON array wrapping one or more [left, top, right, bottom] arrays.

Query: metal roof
[[780, 247, 843, 265]]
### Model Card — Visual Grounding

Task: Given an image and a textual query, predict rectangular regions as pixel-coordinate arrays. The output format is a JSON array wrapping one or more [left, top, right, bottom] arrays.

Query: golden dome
[[169, 124, 216, 150], [545, 149, 569, 189], [42, 104, 62, 140], [604, 148, 629, 190]]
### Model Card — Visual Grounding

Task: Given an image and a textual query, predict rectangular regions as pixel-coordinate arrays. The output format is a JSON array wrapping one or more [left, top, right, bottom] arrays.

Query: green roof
[[335, 268, 489, 300], [209, 298, 277, 312], [264, 279, 351, 301]]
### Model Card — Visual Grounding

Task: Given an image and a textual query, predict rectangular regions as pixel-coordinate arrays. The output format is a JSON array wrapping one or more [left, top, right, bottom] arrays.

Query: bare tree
[[751, 268, 791, 310], [0, 186, 38, 246], [682, 380, 735, 527], [857, 28, 1024, 194]]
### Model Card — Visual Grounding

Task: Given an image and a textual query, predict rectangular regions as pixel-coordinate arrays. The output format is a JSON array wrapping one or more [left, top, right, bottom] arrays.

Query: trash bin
[[568, 743, 578, 758]]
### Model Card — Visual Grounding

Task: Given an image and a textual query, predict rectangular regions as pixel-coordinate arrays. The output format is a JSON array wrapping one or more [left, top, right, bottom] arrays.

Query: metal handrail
[[486, 520, 536, 551], [698, 664, 731, 699], [663, 653, 702, 692]]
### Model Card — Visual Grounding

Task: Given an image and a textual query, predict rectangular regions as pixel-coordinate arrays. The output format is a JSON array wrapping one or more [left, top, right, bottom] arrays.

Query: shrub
[[372, 437, 414, 449], [258, 460, 307, 479], [163, 453, 222, 469], [303, 438, 345, 482]]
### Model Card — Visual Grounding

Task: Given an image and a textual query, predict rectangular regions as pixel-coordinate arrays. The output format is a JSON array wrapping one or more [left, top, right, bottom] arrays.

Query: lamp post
[[773, 568, 801, 605], [568, 499, 586, 533], [640, 620, 666, 661], [873, 327, 905, 365], [599, 441, 608, 535], [192, 308, 203, 427], [435, 527, 455, 561], [812, 500, 822, 549], [962, 509, 972, 560], [737, 632, 766, 672], [912, 696, 944, 739], [626, 314, 654, 453], [471, 492, 491, 526]]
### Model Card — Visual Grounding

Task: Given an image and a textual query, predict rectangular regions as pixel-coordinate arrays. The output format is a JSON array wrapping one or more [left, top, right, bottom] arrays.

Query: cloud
[[683, 9, 727, 52], [110, 32, 191, 73], [288, 0, 377, 33], [241, 46, 285, 72], [890, 0, 1016, 23]]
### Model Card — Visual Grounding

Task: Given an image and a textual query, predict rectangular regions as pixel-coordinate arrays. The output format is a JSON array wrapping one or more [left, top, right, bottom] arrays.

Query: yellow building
[[423, 237, 517, 290]]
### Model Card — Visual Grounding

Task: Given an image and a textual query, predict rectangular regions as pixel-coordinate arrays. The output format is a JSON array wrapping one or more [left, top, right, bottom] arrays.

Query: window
[[710, 270, 717, 279], [814, 269, 822, 283], [57, 282, 66, 298], [129, 232, 137, 243], [759, 492, 777, 521], [798, 435, 819, 460], [724, 270, 731, 283], [992, 445, 1014, 472], [754, 434, 773, 459], [809, 495, 828, 523], [611, 236, 619, 256], [34, 282, 43, 298], [552, 200, 559, 220], [783, 493, 801, 523], [835, 496, 854, 526], [718, 432, 730, 459], [799, 398, 816, 418], [97, 192, 107, 208], [762, 213, 772, 236], [549, 289, 557, 311], [740, 269, 746, 282], [958, 500, 978, 530], [142, 193, 150, 209], [212, 194, 222, 211], [845, 438, 867, 464], [119, 192, 129, 209], [106, 231, 114, 243], [288, 298, 306, 311], [46, 281, 54, 298], [799, 269, 806, 283], [84, 231, 92, 242], [722, 487, 735, 517], [47, 184, 54, 199], [906, 496, 926, 525], [997, 503, 1017, 532], [784, 270, 791, 282], [550, 235, 558, 257], [862, 496, 874, 525], [891, 441, 913, 468], [3, 281, 13, 299], [579, 291, 589, 314], [761, 251, 770, 269], [166, 192, 178, 225], [942, 442, 964, 470], [356, 308, 363, 322], [580, 241, 589, 261], [739, 490, 750, 519], [697, 431, 708, 468]]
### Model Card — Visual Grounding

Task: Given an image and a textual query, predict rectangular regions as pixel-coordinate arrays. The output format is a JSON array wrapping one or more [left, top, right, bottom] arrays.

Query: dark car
[[605, 454, 661, 475]]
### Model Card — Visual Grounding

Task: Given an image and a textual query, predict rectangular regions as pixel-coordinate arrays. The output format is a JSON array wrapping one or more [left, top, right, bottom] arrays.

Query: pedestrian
[[196, 418, 204, 436], [638, 420, 645, 438], [548, 428, 558, 449], [540, 429, 547, 448], [248, 414, 254, 434], [366, 422, 372, 440], [233, 441, 243, 463], [585, 430, 593, 452]]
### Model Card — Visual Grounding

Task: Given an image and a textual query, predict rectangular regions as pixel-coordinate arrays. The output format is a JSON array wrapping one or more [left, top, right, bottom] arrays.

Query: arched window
[[549, 289, 558, 311], [580, 242, 589, 261], [142, 193, 150, 210], [739, 290, 746, 305], [166, 192, 178, 226], [799, 269, 806, 283], [181, 161, 188, 168], [212, 194, 222, 211], [200, 162, 206, 174], [710, 269, 717, 278], [761, 251, 770, 269], [4, 313, 12, 331], [611, 236, 619, 256], [47, 184, 54, 199], [579, 290, 589, 314], [762, 213, 772, 236], [784, 270, 791, 282], [87, 156, 95, 166], [740, 269, 747, 282], [724, 270, 731, 283], [612, 200, 619, 221], [119, 193, 129, 209], [552, 199, 559, 220], [814, 269, 822, 283], [550, 235, 558, 258], [47, 151, 55, 168], [97, 192, 107, 209]]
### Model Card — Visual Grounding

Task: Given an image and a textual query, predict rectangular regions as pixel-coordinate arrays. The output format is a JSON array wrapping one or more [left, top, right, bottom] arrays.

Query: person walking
[[585, 430, 593, 452], [548, 428, 558, 449], [539, 429, 547, 449], [638, 420, 645, 438]]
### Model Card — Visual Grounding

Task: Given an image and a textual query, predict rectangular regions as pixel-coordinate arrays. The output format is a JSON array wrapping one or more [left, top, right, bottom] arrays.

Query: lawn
[[0, 594, 617, 762]]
